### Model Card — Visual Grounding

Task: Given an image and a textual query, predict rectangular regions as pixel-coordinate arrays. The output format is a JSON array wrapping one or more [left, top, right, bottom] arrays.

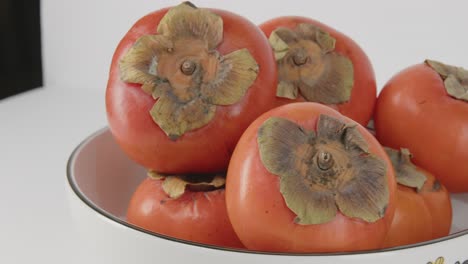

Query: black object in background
[[0, 0, 42, 100]]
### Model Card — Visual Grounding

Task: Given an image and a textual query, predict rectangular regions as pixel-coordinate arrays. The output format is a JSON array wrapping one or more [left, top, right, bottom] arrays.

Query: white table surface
[[0, 85, 107, 263], [3, 0, 468, 261]]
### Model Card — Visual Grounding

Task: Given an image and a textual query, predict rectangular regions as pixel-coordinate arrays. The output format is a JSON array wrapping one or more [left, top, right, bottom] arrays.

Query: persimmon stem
[[293, 51, 308, 66], [181, 60, 197, 75]]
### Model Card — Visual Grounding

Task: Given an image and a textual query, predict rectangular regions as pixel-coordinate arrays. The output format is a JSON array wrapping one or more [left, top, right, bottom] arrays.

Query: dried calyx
[[426, 60, 468, 102], [269, 24, 354, 104], [119, 2, 259, 140], [148, 170, 225, 199], [384, 147, 427, 191], [257, 115, 388, 224]]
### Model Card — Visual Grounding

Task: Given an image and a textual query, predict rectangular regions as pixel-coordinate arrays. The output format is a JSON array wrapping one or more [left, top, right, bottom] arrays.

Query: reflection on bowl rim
[[66, 127, 468, 256]]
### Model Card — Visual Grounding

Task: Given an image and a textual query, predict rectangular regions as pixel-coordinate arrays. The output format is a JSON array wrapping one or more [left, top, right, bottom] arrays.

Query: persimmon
[[106, 2, 277, 173], [375, 60, 468, 192], [127, 173, 243, 248], [259, 17, 377, 126], [226, 103, 396, 253]]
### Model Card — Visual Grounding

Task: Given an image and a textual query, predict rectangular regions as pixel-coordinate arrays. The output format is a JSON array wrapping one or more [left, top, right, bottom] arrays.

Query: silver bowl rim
[[66, 127, 468, 256]]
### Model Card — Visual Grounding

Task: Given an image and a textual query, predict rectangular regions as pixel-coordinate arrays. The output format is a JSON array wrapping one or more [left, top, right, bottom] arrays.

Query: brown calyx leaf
[[201, 49, 259, 105], [426, 59, 468, 102], [257, 115, 388, 224], [162, 176, 188, 199], [316, 115, 368, 153], [334, 153, 388, 222], [296, 23, 336, 53], [269, 29, 292, 61], [119, 34, 172, 91], [299, 53, 354, 104], [148, 170, 165, 180], [150, 95, 216, 140], [258, 117, 315, 178], [281, 175, 338, 225], [269, 24, 354, 104], [148, 170, 226, 199], [118, 2, 258, 140], [157, 2, 223, 50], [277, 81, 299, 99], [342, 124, 369, 153], [384, 147, 427, 191]]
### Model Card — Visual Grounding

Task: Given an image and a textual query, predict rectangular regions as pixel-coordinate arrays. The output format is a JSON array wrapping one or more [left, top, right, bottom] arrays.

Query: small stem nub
[[181, 60, 197, 75], [292, 51, 308, 66], [317, 151, 334, 171]]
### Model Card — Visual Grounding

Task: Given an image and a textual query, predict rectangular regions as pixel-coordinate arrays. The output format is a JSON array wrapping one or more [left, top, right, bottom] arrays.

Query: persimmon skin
[[420, 172, 452, 239], [382, 171, 452, 248], [226, 103, 396, 253], [374, 63, 468, 192], [106, 6, 277, 174], [259, 16, 377, 126], [382, 185, 433, 248], [127, 178, 244, 248]]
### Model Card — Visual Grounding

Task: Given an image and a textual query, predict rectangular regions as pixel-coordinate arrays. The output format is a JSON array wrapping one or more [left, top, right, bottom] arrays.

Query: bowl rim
[[67, 127, 468, 256]]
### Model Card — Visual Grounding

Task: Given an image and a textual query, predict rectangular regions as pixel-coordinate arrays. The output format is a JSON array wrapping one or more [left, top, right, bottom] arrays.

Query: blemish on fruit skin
[[160, 199, 166, 205], [227, 103, 243, 118], [418, 100, 427, 105]]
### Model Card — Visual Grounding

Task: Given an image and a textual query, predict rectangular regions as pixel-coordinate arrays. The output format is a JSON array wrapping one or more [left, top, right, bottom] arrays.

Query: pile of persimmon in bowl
[[104, 1, 467, 253]]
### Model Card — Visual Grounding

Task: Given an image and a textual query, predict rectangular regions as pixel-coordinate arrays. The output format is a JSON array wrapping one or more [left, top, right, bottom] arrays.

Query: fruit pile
[[105, 2, 464, 253]]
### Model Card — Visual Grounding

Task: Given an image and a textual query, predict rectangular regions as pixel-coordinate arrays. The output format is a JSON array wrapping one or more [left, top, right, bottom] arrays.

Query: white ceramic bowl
[[67, 128, 468, 264]]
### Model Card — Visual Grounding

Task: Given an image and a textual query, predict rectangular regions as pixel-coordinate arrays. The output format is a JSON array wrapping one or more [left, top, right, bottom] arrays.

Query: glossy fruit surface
[[127, 178, 243, 248], [375, 61, 468, 192], [383, 174, 452, 247], [226, 102, 396, 253]]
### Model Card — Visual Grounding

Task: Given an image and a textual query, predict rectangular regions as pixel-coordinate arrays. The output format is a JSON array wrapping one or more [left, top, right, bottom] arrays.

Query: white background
[[41, 0, 468, 93], [1, 0, 467, 263]]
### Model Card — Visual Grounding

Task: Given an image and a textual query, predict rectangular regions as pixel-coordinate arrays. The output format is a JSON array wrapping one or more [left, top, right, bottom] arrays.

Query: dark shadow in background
[[0, 0, 42, 100]]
